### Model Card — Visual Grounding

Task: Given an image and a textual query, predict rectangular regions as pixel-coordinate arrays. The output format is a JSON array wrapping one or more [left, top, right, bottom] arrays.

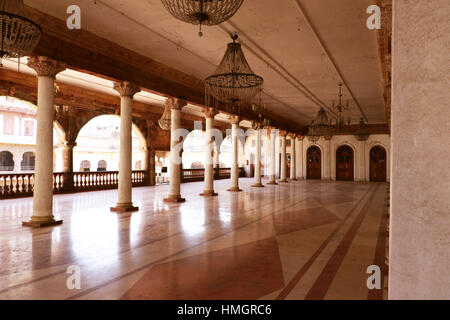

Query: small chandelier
[[205, 34, 263, 113], [332, 82, 349, 128], [0, 0, 41, 67], [158, 100, 172, 131], [160, 0, 244, 37], [307, 107, 331, 141]]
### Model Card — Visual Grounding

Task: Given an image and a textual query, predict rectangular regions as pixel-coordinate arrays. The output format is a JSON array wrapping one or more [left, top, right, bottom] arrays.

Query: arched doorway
[[307, 146, 321, 179], [0, 151, 14, 171], [370, 146, 387, 182], [21, 152, 35, 171], [336, 145, 354, 181]]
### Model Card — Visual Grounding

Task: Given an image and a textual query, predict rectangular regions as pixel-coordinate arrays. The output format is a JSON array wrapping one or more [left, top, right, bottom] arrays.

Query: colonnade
[[21, 56, 300, 228]]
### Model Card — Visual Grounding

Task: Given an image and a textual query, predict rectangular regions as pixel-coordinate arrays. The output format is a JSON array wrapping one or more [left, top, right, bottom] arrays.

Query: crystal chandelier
[[0, 0, 41, 67], [160, 0, 244, 37], [332, 82, 350, 128], [205, 34, 263, 114], [307, 107, 331, 142], [158, 99, 172, 131]]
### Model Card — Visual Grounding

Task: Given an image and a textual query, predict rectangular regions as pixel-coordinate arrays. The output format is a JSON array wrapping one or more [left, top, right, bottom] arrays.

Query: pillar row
[[267, 127, 278, 185], [23, 56, 66, 228], [252, 125, 264, 188], [289, 134, 297, 181]]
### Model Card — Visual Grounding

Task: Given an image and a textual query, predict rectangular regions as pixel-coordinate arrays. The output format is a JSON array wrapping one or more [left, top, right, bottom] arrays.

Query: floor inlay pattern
[[0, 178, 388, 300]]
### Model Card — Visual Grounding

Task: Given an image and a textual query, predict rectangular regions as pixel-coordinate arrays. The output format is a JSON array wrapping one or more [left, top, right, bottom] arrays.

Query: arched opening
[[97, 160, 107, 172], [182, 129, 205, 169], [135, 161, 142, 170], [80, 160, 91, 172], [0, 151, 14, 171], [307, 146, 321, 179], [219, 135, 245, 168], [370, 146, 387, 182], [336, 145, 354, 181], [0, 96, 62, 173], [74, 115, 146, 172], [21, 152, 35, 171]]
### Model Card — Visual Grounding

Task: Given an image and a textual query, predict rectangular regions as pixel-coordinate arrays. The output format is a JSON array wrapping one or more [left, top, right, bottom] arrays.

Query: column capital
[[27, 56, 66, 78], [166, 97, 187, 110], [279, 130, 288, 137], [113, 81, 141, 97], [203, 107, 218, 119], [62, 140, 77, 148], [324, 135, 333, 141], [288, 133, 297, 139], [229, 115, 241, 125], [266, 126, 277, 135], [296, 135, 305, 141]]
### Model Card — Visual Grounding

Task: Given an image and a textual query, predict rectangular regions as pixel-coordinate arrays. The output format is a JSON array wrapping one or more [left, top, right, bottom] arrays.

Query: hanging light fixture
[[158, 99, 172, 131], [205, 34, 263, 116], [160, 0, 244, 37], [331, 82, 350, 128], [307, 107, 331, 142], [0, 0, 41, 67]]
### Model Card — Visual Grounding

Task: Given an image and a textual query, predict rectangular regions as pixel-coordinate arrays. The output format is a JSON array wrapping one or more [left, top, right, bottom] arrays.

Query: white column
[[201, 108, 218, 196], [227, 116, 242, 192], [324, 136, 332, 180], [279, 131, 288, 182], [110, 81, 140, 212], [296, 136, 304, 179], [23, 56, 66, 228], [252, 126, 264, 187], [164, 98, 187, 203], [267, 128, 278, 185], [289, 134, 297, 181]]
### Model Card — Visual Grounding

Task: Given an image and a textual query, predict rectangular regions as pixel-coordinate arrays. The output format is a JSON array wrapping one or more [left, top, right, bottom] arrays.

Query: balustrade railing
[[0, 170, 148, 199], [181, 167, 244, 183]]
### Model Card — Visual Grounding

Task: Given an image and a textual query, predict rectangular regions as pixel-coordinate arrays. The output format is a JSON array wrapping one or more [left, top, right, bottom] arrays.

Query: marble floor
[[0, 178, 388, 300]]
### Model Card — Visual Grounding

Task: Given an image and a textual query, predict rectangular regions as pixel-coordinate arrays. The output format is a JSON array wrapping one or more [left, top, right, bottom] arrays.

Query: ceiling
[[23, 0, 386, 127]]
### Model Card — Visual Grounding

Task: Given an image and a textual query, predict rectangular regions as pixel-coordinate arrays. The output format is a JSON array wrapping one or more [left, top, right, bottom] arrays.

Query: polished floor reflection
[[0, 178, 388, 300]]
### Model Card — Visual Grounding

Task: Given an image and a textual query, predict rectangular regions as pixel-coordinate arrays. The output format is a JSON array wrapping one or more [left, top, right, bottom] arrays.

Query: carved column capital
[[279, 130, 288, 137], [203, 107, 218, 119], [229, 115, 241, 125], [296, 135, 305, 141], [166, 97, 187, 110], [113, 81, 141, 97], [27, 56, 67, 78], [324, 135, 333, 141], [288, 133, 297, 139]]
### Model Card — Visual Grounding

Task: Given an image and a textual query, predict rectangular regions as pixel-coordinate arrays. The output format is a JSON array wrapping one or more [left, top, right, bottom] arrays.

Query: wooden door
[[336, 145, 354, 181], [370, 146, 387, 182], [307, 146, 321, 179]]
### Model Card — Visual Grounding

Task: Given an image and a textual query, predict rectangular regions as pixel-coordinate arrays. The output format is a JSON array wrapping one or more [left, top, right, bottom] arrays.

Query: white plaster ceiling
[[23, 0, 386, 127]]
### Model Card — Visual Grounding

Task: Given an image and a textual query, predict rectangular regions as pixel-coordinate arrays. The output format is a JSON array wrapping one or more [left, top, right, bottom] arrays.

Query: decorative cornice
[[113, 81, 141, 97], [27, 56, 66, 78]]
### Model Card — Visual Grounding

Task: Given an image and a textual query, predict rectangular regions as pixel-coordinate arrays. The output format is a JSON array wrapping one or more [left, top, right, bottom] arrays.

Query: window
[[23, 120, 35, 137], [80, 160, 91, 172], [3, 115, 14, 135], [97, 160, 107, 172], [135, 161, 142, 170]]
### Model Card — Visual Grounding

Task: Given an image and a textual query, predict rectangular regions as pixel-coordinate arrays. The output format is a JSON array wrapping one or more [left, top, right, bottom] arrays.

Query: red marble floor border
[[304, 184, 380, 300], [65, 193, 314, 300], [275, 185, 375, 300], [367, 188, 389, 300]]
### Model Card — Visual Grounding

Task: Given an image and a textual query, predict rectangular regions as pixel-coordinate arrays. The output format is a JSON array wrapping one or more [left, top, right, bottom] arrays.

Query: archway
[[307, 146, 321, 179], [336, 145, 354, 181], [370, 146, 387, 182], [182, 130, 205, 169], [74, 115, 146, 172], [21, 152, 35, 171], [0, 151, 14, 171]]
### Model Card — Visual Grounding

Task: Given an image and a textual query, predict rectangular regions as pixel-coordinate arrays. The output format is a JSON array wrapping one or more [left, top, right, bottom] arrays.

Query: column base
[[278, 179, 288, 183], [289, 178, 298, 182], [22, 216, 63, 228], [110, 203, 139, 212], [266, 181, 278, 185], [200, 190, 218, 196], [163, 195, 186, 203], [227, 187, 242, 192], [252, 183, 264, 188]]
